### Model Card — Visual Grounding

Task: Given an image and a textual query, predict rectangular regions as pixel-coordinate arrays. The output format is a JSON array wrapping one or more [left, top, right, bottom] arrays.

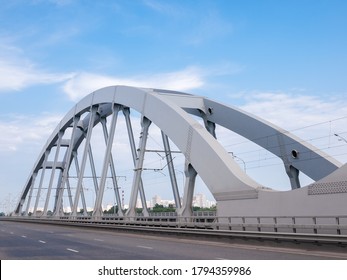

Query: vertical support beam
[[285, 165, 301, 190], [277, 133, 301, 190], [52, 170, 63, 215], [123, 108, 149, 217], [72, 152, 88, 216], [99, 115, 123, 216], [53, 115, 80, 217], [126, 116, 151, 217], [177, 163, 197, 218], [33, 149, 50, 216], [161, 131, 181, 208], [205, 120, 216, 138], [200, 109, 217, 139], [88, 144, 99, 194], [43, 130, 64, 216], [123, 108, 137, 163], [66, 175, 74, 212], [93, 105, 121, 218], [177, 110, 214, 218], [80, 182, 88, 216], [71, 106, 98, 217], [23, 173, 37, 216]]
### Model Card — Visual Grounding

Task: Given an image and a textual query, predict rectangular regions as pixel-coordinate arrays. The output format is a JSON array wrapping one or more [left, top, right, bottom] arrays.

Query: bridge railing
[[8, 213, 347, 236], [213, 215, 347, 235]]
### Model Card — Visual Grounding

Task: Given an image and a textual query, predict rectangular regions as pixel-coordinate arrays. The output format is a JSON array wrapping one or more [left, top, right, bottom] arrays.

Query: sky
[[1, 0, 347, 212]]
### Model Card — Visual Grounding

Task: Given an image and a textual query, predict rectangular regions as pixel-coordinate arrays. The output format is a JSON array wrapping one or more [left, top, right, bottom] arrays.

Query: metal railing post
[[273, 217, 278, 232], [336, 217, 341, 235], [292, 217, 296, 233], [313, 217, 318, 234]]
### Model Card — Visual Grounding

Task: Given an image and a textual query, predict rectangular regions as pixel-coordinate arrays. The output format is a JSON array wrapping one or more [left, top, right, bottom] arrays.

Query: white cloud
[[0, 57, 74, 92], [0, 114, 62, 153], [0, 43, 75, 92], [62, 66, 205, 101], [238, 91, 347, 132]]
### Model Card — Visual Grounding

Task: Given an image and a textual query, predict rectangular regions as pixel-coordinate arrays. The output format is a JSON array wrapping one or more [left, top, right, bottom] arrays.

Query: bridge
[[8, 86, 347, 237]]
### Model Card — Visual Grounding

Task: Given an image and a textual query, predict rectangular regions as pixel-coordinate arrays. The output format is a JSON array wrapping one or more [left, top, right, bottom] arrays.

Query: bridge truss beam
[[13, 86, 347, 219]]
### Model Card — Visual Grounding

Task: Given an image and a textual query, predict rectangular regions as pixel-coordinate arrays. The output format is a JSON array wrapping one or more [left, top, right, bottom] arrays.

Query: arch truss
[[14, 86, 347, 218]]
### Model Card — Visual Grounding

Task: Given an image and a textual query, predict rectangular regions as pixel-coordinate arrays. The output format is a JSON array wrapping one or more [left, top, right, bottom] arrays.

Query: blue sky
[[1, 0, 347, 212]]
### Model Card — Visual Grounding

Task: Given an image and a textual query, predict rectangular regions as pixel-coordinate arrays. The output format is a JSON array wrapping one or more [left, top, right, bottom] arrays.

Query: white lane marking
[[67, 248, 79, 253], [39, 240, 46, 244], [10, 232, 14, 234], [94, 238, 104, 242], [215, 257, 228, 260], [21, 235, 27, 238], [137, 245, 153, 250]]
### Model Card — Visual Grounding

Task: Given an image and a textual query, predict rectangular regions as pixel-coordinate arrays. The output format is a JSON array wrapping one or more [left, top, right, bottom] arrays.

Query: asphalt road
[[1, 220, 346, 260]]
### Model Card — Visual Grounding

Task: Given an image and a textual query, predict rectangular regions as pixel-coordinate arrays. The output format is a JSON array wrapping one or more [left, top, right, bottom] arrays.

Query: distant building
[[193, 193, 207, 208], [161, 199, 176, 208], [151, 195, 161, 208], [136, 198, 142, 208], [150, 193, 215, 209]]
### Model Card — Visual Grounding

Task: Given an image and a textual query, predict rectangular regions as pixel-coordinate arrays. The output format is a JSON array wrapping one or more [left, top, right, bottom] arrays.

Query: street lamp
[[228, 152, 247, 173], [334, 133, 347, 144]]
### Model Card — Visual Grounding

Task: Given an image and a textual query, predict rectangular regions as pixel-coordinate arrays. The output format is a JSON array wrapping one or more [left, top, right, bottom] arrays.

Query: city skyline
[[3, 193, 216, 215]]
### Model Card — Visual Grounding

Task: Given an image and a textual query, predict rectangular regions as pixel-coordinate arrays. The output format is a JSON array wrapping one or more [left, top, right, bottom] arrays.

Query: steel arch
[[14, 86, 347, 218]]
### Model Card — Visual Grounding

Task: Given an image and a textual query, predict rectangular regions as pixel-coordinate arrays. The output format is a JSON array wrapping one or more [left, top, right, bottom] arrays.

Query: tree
[[151, 204, 176, 213], [193, 205, 217, 212], [103, 206, 119, 214]]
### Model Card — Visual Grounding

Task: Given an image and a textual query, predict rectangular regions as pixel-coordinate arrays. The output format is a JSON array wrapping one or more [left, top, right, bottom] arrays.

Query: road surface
[[1, 220, 346, 260]]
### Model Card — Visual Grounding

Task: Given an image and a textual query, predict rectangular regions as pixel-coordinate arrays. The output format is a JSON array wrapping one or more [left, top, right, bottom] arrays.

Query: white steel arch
[[14, 86, 347, 218]]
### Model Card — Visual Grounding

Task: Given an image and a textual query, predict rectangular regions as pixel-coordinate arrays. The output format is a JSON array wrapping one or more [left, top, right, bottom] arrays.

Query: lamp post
[[122, 190, 125, 210], [175, 169, 185, 205], [334, 133, 347, 144], [228, 152, 247, 173]]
